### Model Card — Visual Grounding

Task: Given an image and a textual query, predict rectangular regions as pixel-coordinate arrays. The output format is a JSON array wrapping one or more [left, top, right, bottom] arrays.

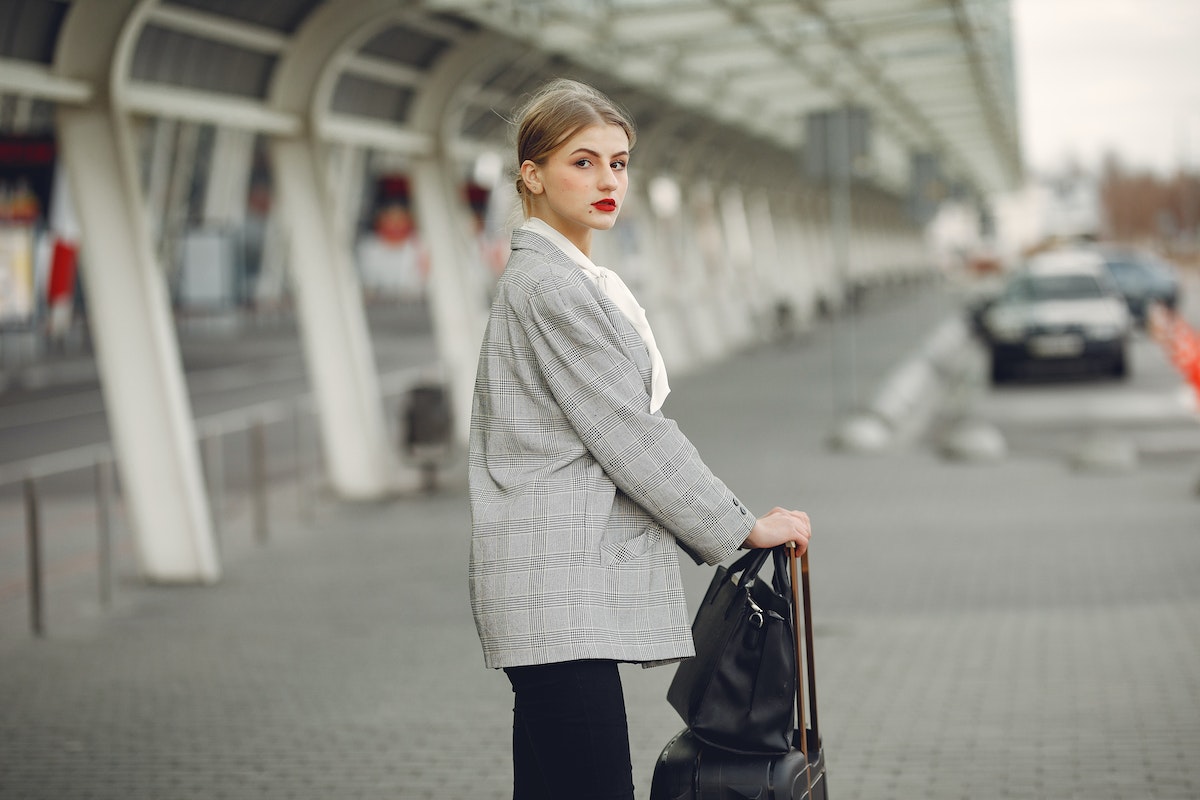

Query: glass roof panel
[[162, 0, 323, 34], [131, 25, 276, 99], [0, 0, 69, 64], [360, 25, 452, 70]]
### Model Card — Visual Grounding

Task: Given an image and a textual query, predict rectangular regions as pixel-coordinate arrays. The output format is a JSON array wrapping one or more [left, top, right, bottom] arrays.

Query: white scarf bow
[[521, 218, 671, 413]]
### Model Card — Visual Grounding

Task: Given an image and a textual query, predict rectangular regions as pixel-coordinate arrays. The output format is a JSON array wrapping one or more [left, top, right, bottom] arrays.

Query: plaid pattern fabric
[[468, 229, 754, 669]]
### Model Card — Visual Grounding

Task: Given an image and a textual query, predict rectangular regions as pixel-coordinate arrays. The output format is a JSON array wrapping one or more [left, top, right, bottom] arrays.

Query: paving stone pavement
[[2, 282, 1199, 799]]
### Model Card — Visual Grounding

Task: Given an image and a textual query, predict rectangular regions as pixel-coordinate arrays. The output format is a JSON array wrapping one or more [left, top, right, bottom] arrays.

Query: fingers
[[767, 507, 809, 526], [774, 508, 811, 538], [748, 507, 812, 550], [787, 510, 811, 550]]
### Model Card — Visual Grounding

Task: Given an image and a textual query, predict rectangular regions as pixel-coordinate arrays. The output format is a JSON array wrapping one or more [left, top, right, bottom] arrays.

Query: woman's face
[[521, 122, 630, 254]]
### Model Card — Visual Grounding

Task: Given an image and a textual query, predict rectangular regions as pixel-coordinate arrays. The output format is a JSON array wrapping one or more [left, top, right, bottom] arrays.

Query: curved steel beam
[[264, 0, 426, 497], [406, 30, 529, 442], [53, 0, 220, 583]]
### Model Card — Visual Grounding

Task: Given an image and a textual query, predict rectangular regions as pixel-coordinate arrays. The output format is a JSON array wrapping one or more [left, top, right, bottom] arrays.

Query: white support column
[[672, 180, 722, 364], [326, 143, 367, 251], [776, 192, 818, 330], [271, 137, 403, 497], [410, 159, 484, 444], [770, 193, 800, 315], [639, 179, 698, 376], [267, 0, 410, 497], [409, 34, 521, 444], [869, 201, 885, 284], [628, 122, 696, 375], [54, 0, 219, 583], [804, 192, 838, 311], [674, 129, 740, 366], [716, 184, 758, 347], [744, 189, 783, 334], [162, 121, 200, 269], [203, 126, 255, 226], [143, 118, 176, 246]]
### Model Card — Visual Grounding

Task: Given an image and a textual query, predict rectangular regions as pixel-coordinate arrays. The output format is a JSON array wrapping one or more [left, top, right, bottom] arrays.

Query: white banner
[[0, 225, 35, 323]]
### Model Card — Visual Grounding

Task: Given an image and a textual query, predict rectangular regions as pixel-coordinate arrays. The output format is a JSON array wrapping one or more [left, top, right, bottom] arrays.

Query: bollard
[[251, 420, 268, 544], [294, 401, 312, 524], [95, 460, 112, 609], [24, 477, 44, 638]]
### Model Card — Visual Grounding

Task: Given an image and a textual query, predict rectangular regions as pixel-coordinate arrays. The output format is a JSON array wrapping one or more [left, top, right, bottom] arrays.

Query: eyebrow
[[568, 147, 630, 159]]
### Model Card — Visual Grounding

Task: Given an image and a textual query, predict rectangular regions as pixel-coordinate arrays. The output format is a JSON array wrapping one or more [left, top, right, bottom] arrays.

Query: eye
[[574, 158, 593, 168], [611, 160, 627, 171]]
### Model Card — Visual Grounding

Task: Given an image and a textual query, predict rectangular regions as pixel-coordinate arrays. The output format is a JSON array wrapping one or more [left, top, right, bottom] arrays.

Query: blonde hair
[[513, 79, 636, 216]]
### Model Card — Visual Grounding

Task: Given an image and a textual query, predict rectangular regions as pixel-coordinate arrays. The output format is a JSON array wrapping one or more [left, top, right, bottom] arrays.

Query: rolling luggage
[[650, 546, 827, 800]]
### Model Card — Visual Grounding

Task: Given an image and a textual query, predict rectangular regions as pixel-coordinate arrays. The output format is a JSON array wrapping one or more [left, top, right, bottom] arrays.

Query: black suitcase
[[650, 548, 828, 800]]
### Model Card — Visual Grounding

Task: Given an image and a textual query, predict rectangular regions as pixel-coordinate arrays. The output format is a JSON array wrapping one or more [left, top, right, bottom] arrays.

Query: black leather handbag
[[667, 546, 796, 755]]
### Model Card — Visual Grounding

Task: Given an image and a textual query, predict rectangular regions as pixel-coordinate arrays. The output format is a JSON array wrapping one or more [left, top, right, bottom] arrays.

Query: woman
[[468, 79, 812, 800]]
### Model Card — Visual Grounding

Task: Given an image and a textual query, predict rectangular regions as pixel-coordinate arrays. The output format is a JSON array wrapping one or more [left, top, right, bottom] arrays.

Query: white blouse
[[520, 217, 671, 413]]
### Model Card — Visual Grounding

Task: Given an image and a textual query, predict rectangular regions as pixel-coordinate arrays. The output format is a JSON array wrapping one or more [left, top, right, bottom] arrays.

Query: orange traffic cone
[[1149, 305, 1200, 403]]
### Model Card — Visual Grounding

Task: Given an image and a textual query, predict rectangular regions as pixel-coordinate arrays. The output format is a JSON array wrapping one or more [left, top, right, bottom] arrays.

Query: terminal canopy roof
[[0, 0, 1021, 196], [445, 0, 1021, 194]]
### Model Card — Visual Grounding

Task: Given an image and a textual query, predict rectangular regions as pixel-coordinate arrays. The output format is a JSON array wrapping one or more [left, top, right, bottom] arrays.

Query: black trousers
[[503, 659, 636, 800]]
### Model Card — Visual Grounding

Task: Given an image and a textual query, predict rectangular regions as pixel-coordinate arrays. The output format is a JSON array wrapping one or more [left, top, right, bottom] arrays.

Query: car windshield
[[1104, 260, 1150, 289], [1104, 251, 1175, 281], [1136, 256, 1176, 285], [1006, 273, 1105, 301]]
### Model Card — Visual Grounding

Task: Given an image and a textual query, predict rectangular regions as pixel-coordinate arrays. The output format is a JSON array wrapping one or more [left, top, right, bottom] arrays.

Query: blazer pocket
[[600, 524, 667, 566]]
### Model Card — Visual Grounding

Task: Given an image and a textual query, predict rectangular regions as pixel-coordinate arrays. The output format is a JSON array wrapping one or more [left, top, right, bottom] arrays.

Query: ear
[[520, 160, 544, 196]]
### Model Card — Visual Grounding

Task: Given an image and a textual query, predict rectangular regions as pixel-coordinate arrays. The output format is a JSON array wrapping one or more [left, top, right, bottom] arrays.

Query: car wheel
[[990, 353, 1012, 385], [1111, 350, 1129, 380]]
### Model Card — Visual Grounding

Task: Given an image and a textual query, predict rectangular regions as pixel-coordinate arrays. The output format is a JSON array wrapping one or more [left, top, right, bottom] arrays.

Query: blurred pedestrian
[[468, 78, 811, 800]]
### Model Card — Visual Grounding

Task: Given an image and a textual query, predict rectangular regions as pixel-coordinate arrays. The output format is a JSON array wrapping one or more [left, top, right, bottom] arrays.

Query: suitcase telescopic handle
[[800, 550, 819, 741], [787, 545, 820, 743], [787, 545, 816, 799], [788, 544, 807, 768]]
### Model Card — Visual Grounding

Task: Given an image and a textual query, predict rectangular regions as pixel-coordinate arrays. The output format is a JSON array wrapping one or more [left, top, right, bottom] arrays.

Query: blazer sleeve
[[520, 270, 753, 565]]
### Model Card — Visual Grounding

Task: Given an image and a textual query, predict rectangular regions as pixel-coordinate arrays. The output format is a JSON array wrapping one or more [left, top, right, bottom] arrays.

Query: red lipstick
[[592, 199, 617, 212]]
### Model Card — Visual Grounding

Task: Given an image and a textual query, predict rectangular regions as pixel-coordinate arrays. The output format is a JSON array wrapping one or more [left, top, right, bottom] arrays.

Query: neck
[[574, 232, 592, 258], [528, 213, 592, 258]]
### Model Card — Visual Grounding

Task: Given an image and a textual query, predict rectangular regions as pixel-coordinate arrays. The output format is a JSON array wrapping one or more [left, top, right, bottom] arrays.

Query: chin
[[588, 215, 619, 230]]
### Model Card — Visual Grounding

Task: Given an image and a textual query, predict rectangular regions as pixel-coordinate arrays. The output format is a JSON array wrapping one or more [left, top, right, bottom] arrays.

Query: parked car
[[980, 250, 1132, 384], [1093, 246, 1181, 325]]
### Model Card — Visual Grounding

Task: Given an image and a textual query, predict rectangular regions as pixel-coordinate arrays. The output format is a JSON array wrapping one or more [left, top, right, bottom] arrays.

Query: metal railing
[[0, 367, 439, 638], [2, 441, 119, 638]]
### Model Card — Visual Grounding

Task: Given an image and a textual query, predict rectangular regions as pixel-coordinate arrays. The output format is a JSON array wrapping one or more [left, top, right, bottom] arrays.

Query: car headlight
[[1084, 322, 1123, 340], [985, 310, 1025, 342]]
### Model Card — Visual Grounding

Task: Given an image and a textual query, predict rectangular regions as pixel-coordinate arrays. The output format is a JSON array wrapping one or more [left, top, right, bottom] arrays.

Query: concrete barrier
[[831, 315, 983, 453]]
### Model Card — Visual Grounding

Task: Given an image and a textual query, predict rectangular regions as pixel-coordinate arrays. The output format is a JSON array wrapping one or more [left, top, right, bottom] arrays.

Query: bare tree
[[1099, 152, 1200, 261]]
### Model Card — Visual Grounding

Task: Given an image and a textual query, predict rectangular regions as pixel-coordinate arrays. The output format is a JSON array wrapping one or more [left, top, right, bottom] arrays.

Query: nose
[[598, 164, 619, 190]]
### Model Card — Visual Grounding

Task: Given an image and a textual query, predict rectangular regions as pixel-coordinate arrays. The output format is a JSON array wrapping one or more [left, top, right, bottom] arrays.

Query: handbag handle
[[697, 548, 772, 618], [726, 547, 773, 583], [771, 546, 791, 595]]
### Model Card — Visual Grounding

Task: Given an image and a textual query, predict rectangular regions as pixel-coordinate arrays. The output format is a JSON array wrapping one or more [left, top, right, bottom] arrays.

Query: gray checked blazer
[[468, 228, 755, 670]]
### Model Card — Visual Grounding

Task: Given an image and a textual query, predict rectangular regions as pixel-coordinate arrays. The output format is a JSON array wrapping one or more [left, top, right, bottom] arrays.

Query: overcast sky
[[1011, 0, 1200, 177]]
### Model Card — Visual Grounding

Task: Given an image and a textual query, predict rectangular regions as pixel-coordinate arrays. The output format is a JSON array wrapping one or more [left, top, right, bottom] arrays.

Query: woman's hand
[[743, 507, 811, 553]]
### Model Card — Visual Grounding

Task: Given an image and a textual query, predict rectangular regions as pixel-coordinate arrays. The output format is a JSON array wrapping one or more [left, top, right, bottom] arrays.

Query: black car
[[979, 251, 1132, 384], [1094, 247, 1181, 325]]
